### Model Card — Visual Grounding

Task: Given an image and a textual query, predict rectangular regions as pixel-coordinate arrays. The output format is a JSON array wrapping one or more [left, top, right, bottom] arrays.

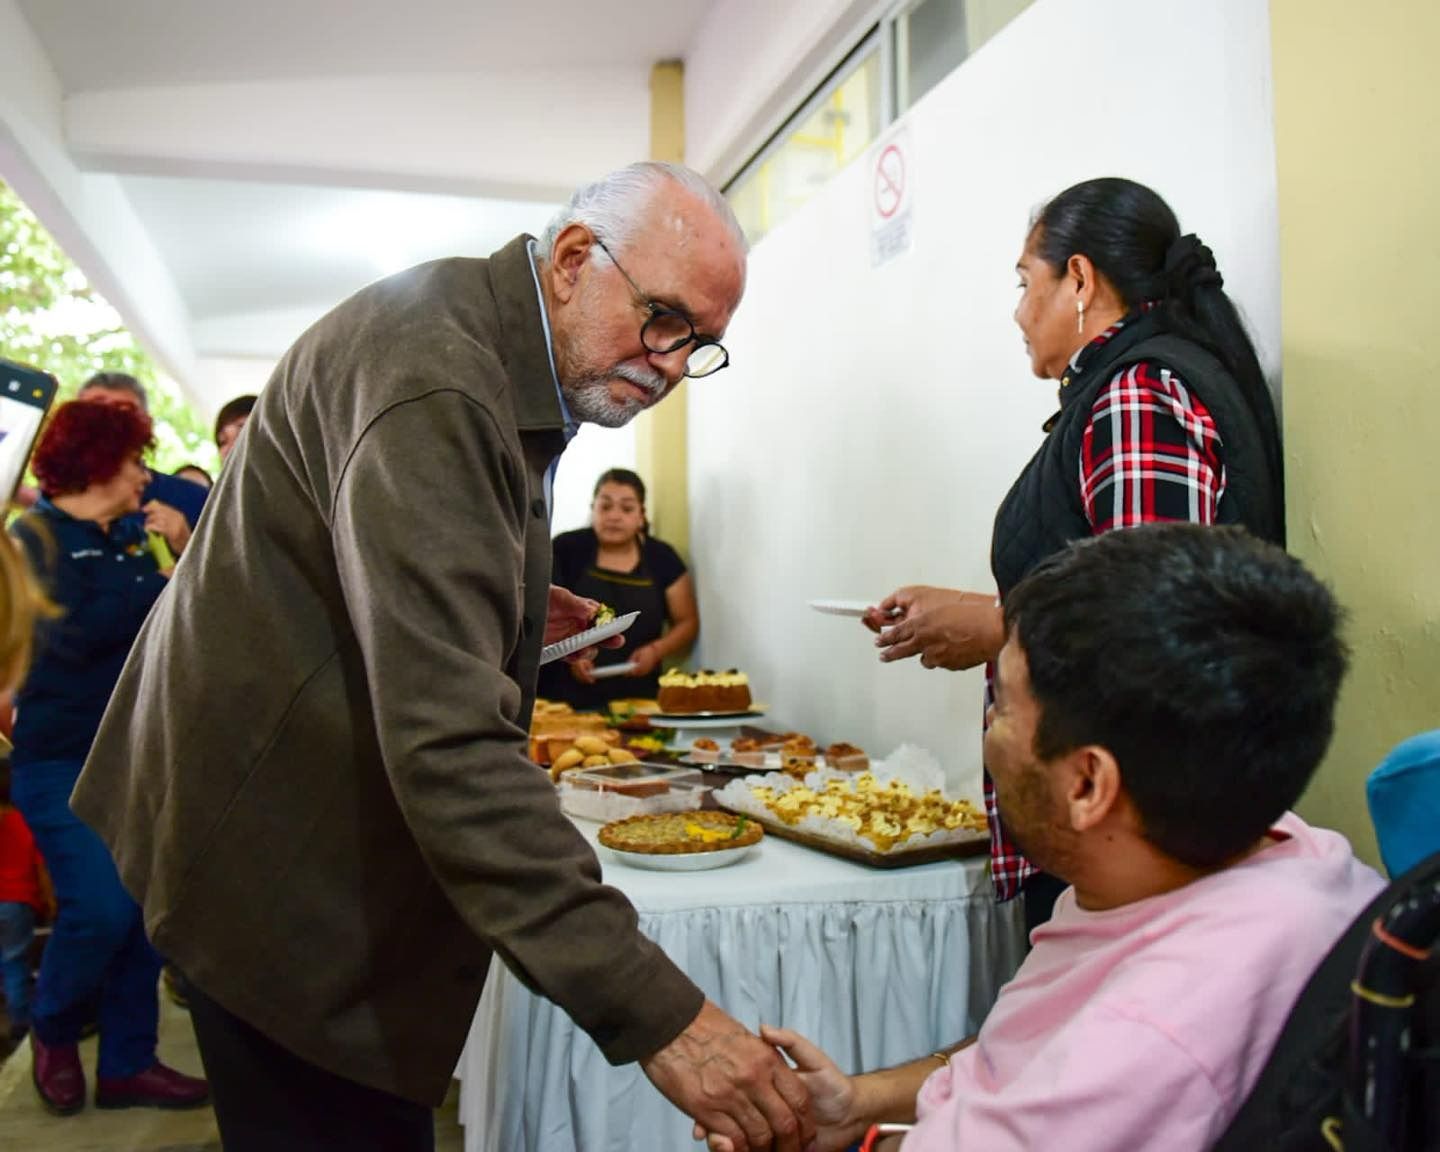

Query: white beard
[[564, 364, 667, 428]]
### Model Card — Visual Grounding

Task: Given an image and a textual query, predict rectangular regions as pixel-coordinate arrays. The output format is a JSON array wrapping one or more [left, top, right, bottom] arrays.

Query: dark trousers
[[187, 979, 434, 1152], [11, 758, 161, 1077], [1022, 870, 1068, 939]]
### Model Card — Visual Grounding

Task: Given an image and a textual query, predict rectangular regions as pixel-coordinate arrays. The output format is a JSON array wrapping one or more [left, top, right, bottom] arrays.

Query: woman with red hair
[[8, 400, 207, 1115]]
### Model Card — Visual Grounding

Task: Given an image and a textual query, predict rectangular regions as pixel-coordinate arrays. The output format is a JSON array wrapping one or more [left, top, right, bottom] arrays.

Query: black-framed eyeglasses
[[592, 235, 730, 378]]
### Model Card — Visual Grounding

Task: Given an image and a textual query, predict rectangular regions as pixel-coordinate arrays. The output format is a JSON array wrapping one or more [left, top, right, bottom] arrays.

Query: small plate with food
[[539, 609, 640, 666], [597, 810, 762, 871]]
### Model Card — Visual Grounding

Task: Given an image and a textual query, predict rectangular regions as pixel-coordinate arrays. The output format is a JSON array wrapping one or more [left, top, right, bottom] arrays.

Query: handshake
[[651, 1012, 909, 1152], [643, 1001, 819, 1152]]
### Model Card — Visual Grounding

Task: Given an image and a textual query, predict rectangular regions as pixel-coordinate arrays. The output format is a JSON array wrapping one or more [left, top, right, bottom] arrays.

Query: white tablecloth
[[456, 818, 1025, 1152]]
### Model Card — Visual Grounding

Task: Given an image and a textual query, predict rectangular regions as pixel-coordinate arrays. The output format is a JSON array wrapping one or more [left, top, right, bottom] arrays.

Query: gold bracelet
[[928, 1051, 949, 1068]]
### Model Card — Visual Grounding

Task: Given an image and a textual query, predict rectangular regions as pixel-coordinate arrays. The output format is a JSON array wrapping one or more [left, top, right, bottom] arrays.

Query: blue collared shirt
[[10, 496, 169, 766], [527, 239, 579, 440], [527, 239, 579, 514]]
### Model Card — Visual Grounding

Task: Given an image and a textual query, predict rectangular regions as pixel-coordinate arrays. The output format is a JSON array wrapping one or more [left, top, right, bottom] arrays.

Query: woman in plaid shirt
[[864, 177, 1284, 933]]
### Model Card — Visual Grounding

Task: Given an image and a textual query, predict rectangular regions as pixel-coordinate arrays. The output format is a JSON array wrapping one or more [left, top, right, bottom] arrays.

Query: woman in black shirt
[[538, 469, 698, 709]]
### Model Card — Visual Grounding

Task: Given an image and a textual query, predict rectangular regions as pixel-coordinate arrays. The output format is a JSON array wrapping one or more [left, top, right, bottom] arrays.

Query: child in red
[[0, 784, 50, 1044]]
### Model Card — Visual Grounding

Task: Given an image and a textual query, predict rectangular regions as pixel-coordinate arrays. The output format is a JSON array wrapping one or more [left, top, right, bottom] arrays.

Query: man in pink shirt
[[716, 525, 1384, 1152]]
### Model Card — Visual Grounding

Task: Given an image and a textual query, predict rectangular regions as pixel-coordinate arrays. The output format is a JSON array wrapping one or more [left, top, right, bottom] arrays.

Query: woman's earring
[[1076, 300, 1085, 334]]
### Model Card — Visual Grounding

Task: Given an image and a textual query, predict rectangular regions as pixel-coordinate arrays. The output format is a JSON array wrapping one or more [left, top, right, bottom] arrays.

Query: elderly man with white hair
[[75, 162, 814, 1152]]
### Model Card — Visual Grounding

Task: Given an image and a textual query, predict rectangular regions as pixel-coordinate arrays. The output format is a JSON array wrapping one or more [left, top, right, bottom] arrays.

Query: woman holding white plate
[[863, 178, 1284, 935]]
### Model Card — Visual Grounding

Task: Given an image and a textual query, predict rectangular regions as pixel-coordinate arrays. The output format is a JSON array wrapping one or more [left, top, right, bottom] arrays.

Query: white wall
[[193, 356, 276, 418], [687, 0, 1279, 799], [550, 424, 638, 536]]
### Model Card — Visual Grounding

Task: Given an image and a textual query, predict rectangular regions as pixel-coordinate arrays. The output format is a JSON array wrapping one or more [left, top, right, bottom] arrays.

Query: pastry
[[779, 736, 817, 777], [689, 737, 721, 764], [598, 810, 762, 855], [824, 743, 869, 771], [546, 744, 637, 783], [536, 726, 618, 767], [727, 737, 767, 768], [657, 669, 752, 714], [529, 707, 610, 762], [781, 755, 814, 780], [548, 748, 585, 781], [568, 775, 670, 797]]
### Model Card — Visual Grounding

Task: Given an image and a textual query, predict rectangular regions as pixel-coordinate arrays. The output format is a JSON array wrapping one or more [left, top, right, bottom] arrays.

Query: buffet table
[[456, 817, 1026, 1152]]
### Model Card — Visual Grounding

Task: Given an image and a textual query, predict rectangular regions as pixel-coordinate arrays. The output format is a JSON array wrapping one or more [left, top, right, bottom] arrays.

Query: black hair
[[80, 371, 148, 411], [1032, 178, 1284, 532], [214, 394, 257, 445], [592, 468, 649, 535], [175, 464, 214, 489], [1004, 523, 1347, 869]]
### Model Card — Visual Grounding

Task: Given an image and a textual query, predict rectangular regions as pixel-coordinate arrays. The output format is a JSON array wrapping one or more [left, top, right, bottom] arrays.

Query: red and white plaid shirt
[[985, 318, 1225, 900]]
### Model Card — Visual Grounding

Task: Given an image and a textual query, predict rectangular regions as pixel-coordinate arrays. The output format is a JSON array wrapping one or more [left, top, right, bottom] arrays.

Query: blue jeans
[[11, 759, 160, 1078], [0, 900, 35, 1030]]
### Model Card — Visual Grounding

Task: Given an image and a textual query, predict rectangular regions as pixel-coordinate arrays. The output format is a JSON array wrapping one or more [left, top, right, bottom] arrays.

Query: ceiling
[[4, 0, 722, 411], [20, 0, 711, 87], [120, 176, 557, 357]]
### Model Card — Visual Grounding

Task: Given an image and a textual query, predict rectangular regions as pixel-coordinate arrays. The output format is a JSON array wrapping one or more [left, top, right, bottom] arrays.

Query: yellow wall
[[1271, 0, 1440, 868], [633, 60, 691, 560]]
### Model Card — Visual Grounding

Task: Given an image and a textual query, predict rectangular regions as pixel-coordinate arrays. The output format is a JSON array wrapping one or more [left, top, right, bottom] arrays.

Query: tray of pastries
[[714, 767, 987, 868], [679, 733, 870, 776], [531, 700, 666, 768]]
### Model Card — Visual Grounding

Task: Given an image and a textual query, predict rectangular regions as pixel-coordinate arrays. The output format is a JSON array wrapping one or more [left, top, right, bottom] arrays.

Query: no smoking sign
[[870, 130, 914, 266], [874, 144, 905, 219]]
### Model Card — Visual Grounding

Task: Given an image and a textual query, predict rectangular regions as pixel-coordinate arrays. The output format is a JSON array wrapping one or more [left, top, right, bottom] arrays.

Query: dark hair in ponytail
[[593, 468, 650, 535], [1031, 178, 1284, 518]]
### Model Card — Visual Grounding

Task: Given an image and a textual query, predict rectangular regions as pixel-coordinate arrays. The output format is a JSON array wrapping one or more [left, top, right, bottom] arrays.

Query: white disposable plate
[[809, 599, 881, 618], [589, 662, 638, 680], [600, 842, 757, 872], [539, 611, 639, 666]]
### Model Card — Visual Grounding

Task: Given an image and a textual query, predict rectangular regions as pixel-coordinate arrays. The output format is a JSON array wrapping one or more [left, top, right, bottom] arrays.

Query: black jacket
[[992, 313, 1283, 598]]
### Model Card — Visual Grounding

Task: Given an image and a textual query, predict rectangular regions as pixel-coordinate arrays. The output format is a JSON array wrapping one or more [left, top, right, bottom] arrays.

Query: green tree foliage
[[0, 180, 219, 475]]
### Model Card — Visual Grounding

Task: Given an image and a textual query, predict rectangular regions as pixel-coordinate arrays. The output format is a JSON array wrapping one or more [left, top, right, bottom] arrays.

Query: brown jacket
[[74, 236, 703, 1105]]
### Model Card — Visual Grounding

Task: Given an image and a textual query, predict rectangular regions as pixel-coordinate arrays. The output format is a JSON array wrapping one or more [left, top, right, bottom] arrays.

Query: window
[[725, 0, 1035, 244], [898, 0, 1034, 113], [727, 37, 883, 246]]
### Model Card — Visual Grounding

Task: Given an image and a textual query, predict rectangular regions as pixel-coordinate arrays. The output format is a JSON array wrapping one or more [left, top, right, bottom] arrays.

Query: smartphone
[[0, 359, 58, 505]]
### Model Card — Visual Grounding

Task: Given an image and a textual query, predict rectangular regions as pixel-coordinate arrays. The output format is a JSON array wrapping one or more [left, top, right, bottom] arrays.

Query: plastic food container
[[558, 764, 710, 823]]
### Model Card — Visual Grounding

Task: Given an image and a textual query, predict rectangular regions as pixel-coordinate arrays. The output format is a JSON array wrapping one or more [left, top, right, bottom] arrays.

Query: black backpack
[[1212, 851, 1440, 1151]]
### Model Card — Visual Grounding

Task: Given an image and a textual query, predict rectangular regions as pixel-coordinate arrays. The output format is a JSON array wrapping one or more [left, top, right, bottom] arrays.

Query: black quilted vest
[[991, 313, 1283, 598]]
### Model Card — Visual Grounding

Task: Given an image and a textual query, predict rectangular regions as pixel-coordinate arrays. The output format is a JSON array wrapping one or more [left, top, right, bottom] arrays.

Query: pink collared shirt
[[906, 814, 1383, 1152]]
